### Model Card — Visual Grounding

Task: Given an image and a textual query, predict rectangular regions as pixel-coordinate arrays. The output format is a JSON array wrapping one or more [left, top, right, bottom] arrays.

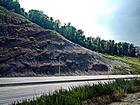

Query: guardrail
[[0, 76, 139, 87]]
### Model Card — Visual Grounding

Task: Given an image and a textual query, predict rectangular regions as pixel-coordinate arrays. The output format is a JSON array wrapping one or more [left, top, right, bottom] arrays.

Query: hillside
[[0, 6, 129, 77]]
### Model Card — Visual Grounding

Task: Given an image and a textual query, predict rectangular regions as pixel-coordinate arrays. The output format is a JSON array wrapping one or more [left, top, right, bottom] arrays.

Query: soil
[[109, 92, 140, 105]]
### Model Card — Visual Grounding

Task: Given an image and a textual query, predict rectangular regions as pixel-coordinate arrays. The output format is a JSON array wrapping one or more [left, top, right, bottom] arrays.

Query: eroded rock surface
[[0, 7, 111, 76]]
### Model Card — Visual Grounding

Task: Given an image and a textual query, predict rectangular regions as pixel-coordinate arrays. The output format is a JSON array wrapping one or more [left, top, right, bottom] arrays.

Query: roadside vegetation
[[13, 78, 140, 105], [101, 53, 140, 74]]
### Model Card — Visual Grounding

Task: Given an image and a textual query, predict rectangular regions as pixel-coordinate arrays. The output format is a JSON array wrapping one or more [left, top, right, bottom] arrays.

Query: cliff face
[[0, 6, 110, 77]]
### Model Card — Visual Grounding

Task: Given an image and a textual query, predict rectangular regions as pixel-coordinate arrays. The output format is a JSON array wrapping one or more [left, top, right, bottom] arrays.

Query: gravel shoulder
[[109, 92, 140, 105]]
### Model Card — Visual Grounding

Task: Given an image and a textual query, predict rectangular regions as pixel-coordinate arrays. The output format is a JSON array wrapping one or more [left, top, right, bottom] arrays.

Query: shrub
[[14, 46, 21, 51], [60, 42, 64, 46], [29, 36, 35, 41], [111, 89, 124, 102], [46, 39, 51, 43]]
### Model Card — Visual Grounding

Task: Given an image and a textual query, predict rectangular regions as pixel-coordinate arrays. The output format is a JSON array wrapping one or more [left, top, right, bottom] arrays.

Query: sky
[[19, 0, 140, 46]]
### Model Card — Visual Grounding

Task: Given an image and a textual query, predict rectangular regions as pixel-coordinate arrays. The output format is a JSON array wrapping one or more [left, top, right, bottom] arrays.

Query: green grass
[[101, 54, 140, 74], [13, 78, 140, 105], [15, 28, 23, 33], [114, 66, 128, 71], [0, 6, 9, 13]]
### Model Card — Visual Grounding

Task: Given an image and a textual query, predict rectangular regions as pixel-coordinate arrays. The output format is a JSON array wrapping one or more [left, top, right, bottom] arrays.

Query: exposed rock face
[[0, 6, 110, 77]]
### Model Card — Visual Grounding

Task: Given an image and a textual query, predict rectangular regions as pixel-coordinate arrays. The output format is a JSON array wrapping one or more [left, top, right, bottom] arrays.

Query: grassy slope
[[101, 53, 140, 74]]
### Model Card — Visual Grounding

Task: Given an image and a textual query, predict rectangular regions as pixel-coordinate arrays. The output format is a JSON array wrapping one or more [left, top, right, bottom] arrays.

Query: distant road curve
[[0, 75, 139, 105]]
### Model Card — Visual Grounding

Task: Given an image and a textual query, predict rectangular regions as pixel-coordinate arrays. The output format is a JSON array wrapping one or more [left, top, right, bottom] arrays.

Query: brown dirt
[[109, 92, 140, 105]]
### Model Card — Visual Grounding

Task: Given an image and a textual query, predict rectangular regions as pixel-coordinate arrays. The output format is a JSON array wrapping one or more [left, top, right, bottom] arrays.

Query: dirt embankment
[[0, 6, 129, 77]]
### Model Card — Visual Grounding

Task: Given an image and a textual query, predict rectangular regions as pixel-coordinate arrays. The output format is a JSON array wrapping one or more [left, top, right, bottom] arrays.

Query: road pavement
[[0, 75, 139, 105]]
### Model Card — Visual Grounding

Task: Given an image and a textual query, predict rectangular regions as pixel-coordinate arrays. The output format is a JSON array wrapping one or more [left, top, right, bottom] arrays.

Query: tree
[[122, 42, 129, 56], [129, 44, 136, 57], [8, 0, 20, 13], [118, 42, 123, 56], [53, 20, 61, 31], [114, 43, 118, 55], [100, 39, 107, 53]]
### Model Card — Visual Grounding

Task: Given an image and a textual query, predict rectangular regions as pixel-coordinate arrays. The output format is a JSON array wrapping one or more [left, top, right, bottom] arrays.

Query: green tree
[[122, 42, 129, 56], [100, 39, 107, 53], [129, 44, 136, 57], [114, 43, 118, 55], [117, 42, 123, 56]]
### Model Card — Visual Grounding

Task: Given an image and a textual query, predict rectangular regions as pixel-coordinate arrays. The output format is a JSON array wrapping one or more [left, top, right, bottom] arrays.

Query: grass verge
[[12, 78, 140, 105], [101, 54, 140, 74]]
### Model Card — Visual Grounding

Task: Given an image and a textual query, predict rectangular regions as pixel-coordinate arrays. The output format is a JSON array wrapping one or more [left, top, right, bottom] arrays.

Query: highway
[[0, 75, 139, 105]]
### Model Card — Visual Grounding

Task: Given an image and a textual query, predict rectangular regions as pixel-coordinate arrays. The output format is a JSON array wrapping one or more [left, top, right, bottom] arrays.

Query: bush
[[60, 42, 64, 46], [29, 36, 35, 41], [46, 39, 51, 43], [14, 46, 21, 51]]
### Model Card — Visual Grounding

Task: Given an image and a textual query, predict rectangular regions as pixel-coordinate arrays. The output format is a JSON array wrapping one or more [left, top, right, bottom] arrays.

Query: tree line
[[0, 0, 140, 57]]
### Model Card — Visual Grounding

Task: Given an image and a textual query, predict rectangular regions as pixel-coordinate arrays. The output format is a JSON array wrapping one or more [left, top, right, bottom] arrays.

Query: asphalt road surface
[[0, 75, 139, 105]]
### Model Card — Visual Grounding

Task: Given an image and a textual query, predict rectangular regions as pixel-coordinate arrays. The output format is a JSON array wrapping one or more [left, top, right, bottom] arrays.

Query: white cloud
[[19, 0, 114, 40]]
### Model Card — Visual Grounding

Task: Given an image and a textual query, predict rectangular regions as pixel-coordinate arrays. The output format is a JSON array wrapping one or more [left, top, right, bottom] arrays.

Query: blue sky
[[19, 0, 140, 46]]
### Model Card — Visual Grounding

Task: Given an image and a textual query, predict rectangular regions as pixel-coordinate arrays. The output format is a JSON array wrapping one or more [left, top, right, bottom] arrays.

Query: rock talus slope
[[0, 6, 110, 76]]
